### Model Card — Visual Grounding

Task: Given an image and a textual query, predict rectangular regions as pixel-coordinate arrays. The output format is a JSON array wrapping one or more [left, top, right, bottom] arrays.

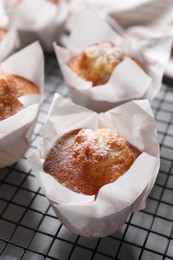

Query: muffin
[[43, 128, 141, 196], [0, 28, 8, 42], [67, 41, 144, 86], [0, 74, 39, 121]]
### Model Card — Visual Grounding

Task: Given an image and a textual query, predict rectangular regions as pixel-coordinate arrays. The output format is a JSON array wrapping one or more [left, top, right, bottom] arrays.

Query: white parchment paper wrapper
[[28, 93, 160, 237], [65, 0, 173, 34], [0, 41, 44, 168], [54, 10, 172, 112], [7, 0, 69, 52], [66, 0, 173, 35]]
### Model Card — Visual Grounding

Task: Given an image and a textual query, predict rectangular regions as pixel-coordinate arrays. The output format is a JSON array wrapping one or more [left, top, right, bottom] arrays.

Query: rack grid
[[0, 54, 173, 260]]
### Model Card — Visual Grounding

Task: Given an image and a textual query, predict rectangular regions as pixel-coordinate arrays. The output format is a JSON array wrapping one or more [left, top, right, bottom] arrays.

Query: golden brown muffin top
[[67, 41, 145, 86], [44, 128, 141, 196], [67, 42, 125, 86], [0, 74, 39, 121], [5, 75, 40, 97]]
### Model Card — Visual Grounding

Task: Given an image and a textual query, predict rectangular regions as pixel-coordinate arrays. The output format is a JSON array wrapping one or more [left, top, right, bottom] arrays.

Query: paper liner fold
[[7, 0, 69, 52], [54, 10, 172, 112]]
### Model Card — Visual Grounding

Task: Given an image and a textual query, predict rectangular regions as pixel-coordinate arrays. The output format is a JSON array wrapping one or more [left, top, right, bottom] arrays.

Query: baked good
[[67, 41, 144, 86], [67, 42, 124, 86], [0, 74, 39, 121], [43, 128, 141, 196], [0, 28, 8, 42]]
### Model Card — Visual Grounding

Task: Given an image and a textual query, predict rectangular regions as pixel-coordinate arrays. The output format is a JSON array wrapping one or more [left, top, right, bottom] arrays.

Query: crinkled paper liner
[[0, 41, 44, 168], [65, 0, 173, 35], [28, 93, 160, 237], [54, 10, 172, 113], [66, 0, 173, 79], [7, 0, 69, 52]]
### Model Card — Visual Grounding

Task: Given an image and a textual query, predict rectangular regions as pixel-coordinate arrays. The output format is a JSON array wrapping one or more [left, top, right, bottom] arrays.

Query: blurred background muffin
[[0, 74, 39, 121], [67, 41, 144, 86]]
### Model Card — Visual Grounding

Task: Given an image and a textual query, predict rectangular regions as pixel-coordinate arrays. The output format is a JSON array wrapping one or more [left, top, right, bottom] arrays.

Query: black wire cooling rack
[[0, 54, 173, 260]]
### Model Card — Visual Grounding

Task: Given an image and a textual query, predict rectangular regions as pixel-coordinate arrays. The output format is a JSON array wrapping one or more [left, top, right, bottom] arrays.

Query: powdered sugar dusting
[[85, 42, 124, 65], [43, 128, 141, 196]]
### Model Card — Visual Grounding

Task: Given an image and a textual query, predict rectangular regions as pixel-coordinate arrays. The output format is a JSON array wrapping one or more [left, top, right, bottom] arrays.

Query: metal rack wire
[[0, 54, 173, 260]]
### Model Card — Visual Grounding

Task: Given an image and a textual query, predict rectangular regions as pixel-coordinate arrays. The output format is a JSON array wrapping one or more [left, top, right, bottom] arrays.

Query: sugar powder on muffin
[[43, 128, 141, 196], [67, 42, 126, 86]]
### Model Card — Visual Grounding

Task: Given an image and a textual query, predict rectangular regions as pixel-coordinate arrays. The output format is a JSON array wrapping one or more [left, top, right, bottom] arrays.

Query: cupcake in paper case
[[65, 0, 173, 42], [54, 10, 172, 112], [0, 41, 44, 168], [67, 41, 145, 87], [5, 0, 69, 53], [28, 93, 160, 237]]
